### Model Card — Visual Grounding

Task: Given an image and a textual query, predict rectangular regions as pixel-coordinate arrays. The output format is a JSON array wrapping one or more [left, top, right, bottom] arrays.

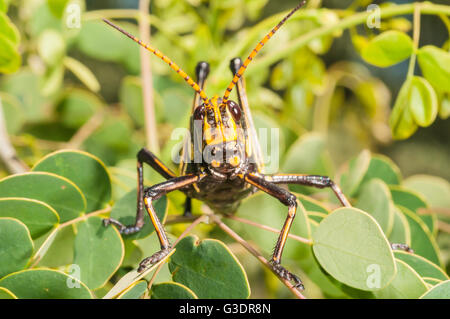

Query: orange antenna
[[222, 1, 306, 103], [103, 18, 210, 106]]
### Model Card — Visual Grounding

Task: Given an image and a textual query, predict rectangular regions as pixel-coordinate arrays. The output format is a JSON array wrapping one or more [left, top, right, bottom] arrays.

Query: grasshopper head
[[193, 95, 246, 174]]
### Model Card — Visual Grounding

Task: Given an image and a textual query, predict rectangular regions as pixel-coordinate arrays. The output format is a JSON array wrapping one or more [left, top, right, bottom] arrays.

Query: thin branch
[[0, 99, 29, 174], [208, 212, 306, 299], [223, 214, 313, 245], [139, 0, 159, 153]]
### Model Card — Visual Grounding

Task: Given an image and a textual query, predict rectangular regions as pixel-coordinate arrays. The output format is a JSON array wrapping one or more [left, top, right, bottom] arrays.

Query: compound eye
[[193, 105, 205, 121], [227, 100, 241, 122]]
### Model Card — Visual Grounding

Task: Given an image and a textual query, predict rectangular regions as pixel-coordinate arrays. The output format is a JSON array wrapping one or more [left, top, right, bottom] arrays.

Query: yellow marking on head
[[203, 95, 238, 145]]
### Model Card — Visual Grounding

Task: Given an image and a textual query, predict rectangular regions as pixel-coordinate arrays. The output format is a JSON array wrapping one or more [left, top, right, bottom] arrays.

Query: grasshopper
[[102, 1, 352, 291]]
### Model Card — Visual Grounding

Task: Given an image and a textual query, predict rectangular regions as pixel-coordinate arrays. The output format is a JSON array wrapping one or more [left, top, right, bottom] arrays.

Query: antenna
[[103, 18, 210, 106], [222, 1, 306, 103]]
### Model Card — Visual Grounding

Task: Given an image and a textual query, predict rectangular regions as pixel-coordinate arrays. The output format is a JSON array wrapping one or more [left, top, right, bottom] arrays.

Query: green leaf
[[0, 269, 92, 298], [37, 29, 66, 66], [355, 179, 394, 236], [119, 76, 144, 127], [0, 0, 10, 13], [296, 193, 330, 215], [169, 235, 250, 299], [33, 150, 112, 212], [390, 186, 435, 235], [373, 259, 428, 299], [403, 175, 450, 209], [0, 34, 20, 74], [398, 205, 442, 267], [388, 206, 411, 246], [0, 218, 34, 278], [360, 154, 401, 188], [394, 251, 448, 281], [420, 280, 450, 299], [235, 192, 311, 260], [46, 0, 69, 18], [0, 287, 17, 299], [361, 31, 413, 67], [0, 12, 19, 45], [117, 280, 147, 299], [0, 198, 59, 238], [0, 172, 85, 223], [37, 225, 75, 268], [389, 77, 438, 139], [55, 88, 102, 129], [63, 57, 100, 92], [73, 216, 124, 289], [417, 45, 450, 93], [312, 207, 396, 291], [151, 282, 198, 299], [109, 188, 168, 240], [340, 149, 371, 196], [0, 92, 25, 134]]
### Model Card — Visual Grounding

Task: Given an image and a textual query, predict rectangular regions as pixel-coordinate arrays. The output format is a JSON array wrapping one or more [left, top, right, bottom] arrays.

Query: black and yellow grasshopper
[[102, 1, 351, 291]]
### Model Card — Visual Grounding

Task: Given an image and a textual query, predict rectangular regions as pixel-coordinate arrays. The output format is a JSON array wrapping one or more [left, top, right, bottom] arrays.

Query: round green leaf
[[55, 89, 102, 129], [312, 207, 396, 291], [355, 179, 394, 236], [394, 251, 448, 281], [374, 259, 428, 299], [388, 206, 411, 246], [0, 11, 19, 44], [0, 198, 59, 238], [0, 92, 25, 134], [361, 31, 413, 67], [118, 280, 147, 299], [389, 76, 438, 139], [0, 33, 20, 74], [403, 175, 450, 209], [37, 225, 75, 268], [120, 76, 144, 127], [360, 154, 402, 187], [390, 186, 435, 234], [0, 269, 92, 299], [340, 149, 371, 196], [37, 29, 66, 66], [282, 133, 334, 179], [33, 150, 112, 212], [0, 218, 34, 278], [408, 76, 438, 127], [296, 193, 330, 215], [398, 205, 442, 267], [417, 45, 450, 93], [308, 211, 327, 223], [169, 235, 250, 299], [235, 192, 311, 260], [73, 216, 124, 289], [420, 280, 450, 299], [0, 287, 17, 299], [63, 57, 100, 92], [109, 188, 168, 240], [151, 282, 198, 299], [0, 172, 85, 222]]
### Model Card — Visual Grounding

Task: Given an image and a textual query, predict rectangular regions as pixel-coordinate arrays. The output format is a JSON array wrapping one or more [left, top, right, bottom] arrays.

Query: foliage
[[0, 0, 449, 299]]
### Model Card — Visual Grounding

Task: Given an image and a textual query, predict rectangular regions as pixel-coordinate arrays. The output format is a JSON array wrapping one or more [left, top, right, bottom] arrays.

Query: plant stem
[[139, 0, 159, 153], [65, 110, 104, 149], [208, 212, 306, 299], [0, 99, 29, 174], [407, 3, 421, 79], [223, 214, 313, 245]]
